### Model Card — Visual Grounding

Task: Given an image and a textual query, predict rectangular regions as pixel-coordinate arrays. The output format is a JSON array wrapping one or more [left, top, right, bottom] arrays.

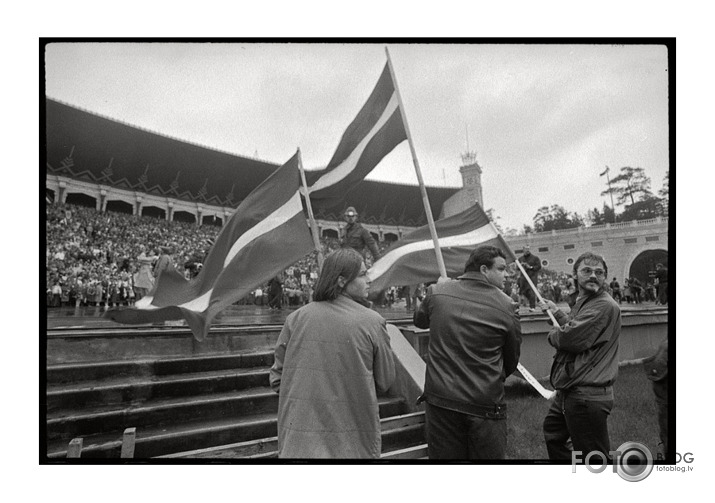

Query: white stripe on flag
[[137, 190, 305, 314], [309, 93, 399, 193], [223, 190, 303, 268], [367, 225, 499, 281], [134, 296, 157, 309]]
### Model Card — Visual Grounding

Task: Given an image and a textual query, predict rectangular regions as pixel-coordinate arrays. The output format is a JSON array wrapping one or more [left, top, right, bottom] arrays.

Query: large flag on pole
[[367, 204, 516, 295], [106, 152, 315, 341], [307, 62, 407, 207]]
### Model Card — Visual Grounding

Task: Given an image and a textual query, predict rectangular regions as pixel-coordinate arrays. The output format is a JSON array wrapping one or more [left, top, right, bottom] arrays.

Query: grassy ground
[[505, 363, 661, 460]]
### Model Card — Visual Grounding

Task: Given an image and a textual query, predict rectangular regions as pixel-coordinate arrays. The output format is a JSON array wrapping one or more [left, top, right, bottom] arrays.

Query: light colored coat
[[269, 295, 395, 458]]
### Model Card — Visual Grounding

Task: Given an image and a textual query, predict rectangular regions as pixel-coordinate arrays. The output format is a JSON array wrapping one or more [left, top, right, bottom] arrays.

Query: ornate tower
[[459, 151, 484, 208]]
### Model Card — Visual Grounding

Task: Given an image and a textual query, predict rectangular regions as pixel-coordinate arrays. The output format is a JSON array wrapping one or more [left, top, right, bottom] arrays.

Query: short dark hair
[[464, 245, 506, 273], [313, 248, 364, 302], [573, 252, 608, 278]]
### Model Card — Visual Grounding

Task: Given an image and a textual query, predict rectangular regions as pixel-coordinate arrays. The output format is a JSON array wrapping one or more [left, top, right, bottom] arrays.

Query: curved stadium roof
[[45, 98, 460, 227]]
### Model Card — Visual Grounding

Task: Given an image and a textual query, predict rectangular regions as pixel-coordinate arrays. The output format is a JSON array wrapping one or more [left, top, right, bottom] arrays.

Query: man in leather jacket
[[538, 252, 621, 460], [414, 245, 522, 459]]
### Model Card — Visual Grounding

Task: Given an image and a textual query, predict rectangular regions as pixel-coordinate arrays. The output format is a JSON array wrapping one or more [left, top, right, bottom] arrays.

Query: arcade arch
[[65, 192, 97, 209], [384, 232, 398, 243], [173, 211, 196, 224], [105, 200, 133, 215], [202, 215, 222, 226], [141, 206, 166, 220], [627, 248, 668, 285]]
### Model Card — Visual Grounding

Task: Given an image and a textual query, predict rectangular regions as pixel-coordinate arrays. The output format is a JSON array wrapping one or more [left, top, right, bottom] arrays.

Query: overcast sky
[[44, 42, 669, 230]]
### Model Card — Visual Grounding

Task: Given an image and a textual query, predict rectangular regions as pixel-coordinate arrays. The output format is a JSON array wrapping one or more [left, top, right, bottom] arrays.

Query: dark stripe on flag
[[367, 204, 516, 295], [106, 153, 315, 341], [308, 62, 407, 207]]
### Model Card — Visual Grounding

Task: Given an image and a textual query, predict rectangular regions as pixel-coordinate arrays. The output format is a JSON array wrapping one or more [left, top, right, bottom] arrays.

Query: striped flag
[[307, 62, 407, 207], [367, 204, 516, 295], [106, 152, 315, 341]]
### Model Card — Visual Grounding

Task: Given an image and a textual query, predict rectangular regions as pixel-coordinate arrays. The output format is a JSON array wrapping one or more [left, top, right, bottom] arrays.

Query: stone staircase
[[45, 325, 426, 459]]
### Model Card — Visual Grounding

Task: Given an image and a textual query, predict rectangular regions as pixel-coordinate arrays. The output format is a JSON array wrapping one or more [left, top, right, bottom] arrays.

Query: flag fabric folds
[[106, 152, 315, 341], [367, 204, 516, 295], [307, 62, 407, 207]]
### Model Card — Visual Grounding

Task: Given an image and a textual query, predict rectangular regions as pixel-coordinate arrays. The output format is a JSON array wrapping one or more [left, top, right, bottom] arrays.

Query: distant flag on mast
[[367, 204, 516, 296], [106, 152, 315, 341], [307, 62, 407, 207]]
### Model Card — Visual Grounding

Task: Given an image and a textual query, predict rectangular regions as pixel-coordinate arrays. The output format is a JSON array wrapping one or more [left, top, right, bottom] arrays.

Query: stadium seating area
[[45, 202, 392, 308]]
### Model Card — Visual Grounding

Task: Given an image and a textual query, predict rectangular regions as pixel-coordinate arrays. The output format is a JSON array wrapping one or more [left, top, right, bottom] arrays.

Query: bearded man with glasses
[[537, 252, 621, 460]]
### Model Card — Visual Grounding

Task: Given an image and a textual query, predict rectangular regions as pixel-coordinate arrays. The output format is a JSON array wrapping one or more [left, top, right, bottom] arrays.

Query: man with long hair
[[269, 248, 395, 458]]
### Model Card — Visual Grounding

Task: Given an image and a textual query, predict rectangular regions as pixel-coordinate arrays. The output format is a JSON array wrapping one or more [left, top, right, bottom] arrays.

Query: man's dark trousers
[[425, 403, 507, 459], [543, 390, 613, 460]]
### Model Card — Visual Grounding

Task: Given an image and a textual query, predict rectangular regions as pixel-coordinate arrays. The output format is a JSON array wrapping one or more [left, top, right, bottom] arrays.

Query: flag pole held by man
[[106, 152, 315, 341]]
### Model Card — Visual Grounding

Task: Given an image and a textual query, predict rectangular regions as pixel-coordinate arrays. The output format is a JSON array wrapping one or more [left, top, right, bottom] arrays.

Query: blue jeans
[[543, 390, 613, 460], [425, 403, 507, 459]]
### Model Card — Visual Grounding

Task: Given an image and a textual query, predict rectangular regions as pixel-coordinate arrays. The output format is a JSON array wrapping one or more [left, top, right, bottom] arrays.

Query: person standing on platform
[[133, 246, 155, 300], [269, 248, 395, 458], [267, 274, 283, 310], [153, 247, 174, 280], [537, 252, 621, 460], [340, 206, 381, 262], [609, 277, 622, 304], [517, 245, 541, 311], [655, 263, 668, 305], [413, 245, 522, 459]]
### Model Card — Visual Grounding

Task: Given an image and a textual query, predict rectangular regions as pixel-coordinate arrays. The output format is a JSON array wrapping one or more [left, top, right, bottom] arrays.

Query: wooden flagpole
[[514, 257, 560, 326], [385, 47, 448, 280], [297, 148, 324, 271]]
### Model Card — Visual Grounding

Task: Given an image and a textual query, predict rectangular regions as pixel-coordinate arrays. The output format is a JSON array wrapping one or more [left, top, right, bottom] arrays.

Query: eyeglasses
[[578, 267, 606, 278]]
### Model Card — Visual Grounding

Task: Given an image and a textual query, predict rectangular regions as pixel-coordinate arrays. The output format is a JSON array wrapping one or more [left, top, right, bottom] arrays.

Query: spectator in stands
[[269, 248, 395, 458], [655, 263, 668, 305], [340, 206, 381, 262]]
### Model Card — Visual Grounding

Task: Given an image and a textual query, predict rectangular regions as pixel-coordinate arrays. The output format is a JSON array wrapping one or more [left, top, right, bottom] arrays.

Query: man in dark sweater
[[517, 245, 541, 310], [340, 206, 380, 261]]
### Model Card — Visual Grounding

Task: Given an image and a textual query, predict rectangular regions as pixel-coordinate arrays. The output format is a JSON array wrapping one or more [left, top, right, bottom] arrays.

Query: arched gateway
[[628, 249, 668, 285]]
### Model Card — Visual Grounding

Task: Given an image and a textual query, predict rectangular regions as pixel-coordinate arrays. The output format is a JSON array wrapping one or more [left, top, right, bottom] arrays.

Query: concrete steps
[[45, 341, 413, 458], [47, 396, 408, 459], [157, 411, 427, 459]]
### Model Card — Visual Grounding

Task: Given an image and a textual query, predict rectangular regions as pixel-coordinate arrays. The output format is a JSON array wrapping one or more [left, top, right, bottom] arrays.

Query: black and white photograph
[[22, 9, 702, 498]]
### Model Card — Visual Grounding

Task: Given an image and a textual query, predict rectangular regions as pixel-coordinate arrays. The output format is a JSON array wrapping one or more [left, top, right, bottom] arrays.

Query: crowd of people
[[47, 202, 667, 312], [46, 203, 220, 308], [45, 202, 394, 310]]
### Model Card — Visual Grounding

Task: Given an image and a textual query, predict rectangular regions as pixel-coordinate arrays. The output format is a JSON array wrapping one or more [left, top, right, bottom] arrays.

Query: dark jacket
[[643, 338, 668, 382], [414, 272, 522, 414], [341, 222, 380, 260], [548, 289, 621, 392], [517, 252, 541, 291]]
